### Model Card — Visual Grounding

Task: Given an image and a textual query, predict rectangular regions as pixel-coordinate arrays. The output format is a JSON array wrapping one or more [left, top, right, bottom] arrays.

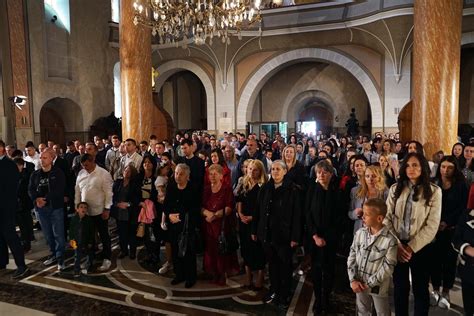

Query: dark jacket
[[452, 210, 474, 283], [0, 157, 20, 218], [53, 156, 73, 198], [69, 214, 94, 247], [252, 178, 302, 247], [112, 178, 141, 223], [237, 150, 268, 178], [28, 167, 66, 210], [175, 155, 205, 192], [18, 166, 34, 211], [285, 160, 308, 191], [305, 177, 343, 242], [164, 181, 200, 233], [434, 179, 468, 227]]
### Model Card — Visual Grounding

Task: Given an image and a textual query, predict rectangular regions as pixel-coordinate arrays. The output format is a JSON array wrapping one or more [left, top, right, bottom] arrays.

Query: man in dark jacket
[[237, 138, 268, 178], [0, 140, 29, 279], [29, 148, 66, 270], [13, 157, 35, 252]]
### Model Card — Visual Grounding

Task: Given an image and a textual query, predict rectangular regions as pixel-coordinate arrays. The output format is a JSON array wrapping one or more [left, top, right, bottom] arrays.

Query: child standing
[[69, 202, 94, 276], [347, 198, 398, 316]]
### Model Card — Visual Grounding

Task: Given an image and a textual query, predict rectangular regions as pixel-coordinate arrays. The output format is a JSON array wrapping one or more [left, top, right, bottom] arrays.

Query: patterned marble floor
[[0, 229, 466, 315]]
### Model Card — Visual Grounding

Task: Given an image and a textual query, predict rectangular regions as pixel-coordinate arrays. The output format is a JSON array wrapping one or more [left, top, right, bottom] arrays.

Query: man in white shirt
[[24, 143, 41, 170], [105, 135, 121, 172], [75, 153, 114, 272], [117, 139, 143, 178]]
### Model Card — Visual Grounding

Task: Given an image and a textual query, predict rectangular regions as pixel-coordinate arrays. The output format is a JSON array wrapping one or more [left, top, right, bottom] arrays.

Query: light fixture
[[132, 0, 262, 47]]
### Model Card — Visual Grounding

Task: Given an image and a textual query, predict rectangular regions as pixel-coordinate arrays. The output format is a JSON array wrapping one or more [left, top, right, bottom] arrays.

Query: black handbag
[[217, 209, 239, 255], [177, 213, 189, 258]]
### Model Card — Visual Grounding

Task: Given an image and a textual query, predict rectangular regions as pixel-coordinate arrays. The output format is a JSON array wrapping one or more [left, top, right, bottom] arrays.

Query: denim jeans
[[36, 206, 65, 263]]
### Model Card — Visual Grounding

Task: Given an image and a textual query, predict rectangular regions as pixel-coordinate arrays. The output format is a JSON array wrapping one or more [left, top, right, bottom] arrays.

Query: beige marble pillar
[[412, 0, 463, 159], [120, 0, 153, 142]]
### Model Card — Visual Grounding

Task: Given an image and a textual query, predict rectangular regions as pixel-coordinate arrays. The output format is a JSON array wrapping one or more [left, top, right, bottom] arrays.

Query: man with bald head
[[236, 138, 268, 178], [28, 148, 66, 271]]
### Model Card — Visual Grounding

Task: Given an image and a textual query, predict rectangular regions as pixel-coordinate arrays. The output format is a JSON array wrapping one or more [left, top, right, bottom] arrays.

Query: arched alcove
[[39, 97, 84, 144]]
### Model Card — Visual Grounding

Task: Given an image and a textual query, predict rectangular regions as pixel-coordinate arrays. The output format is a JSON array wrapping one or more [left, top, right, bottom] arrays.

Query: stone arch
[[237, 48, 382, 131], [39, 97, 84, 144], [285, 90, 337, 124], [155, 60, 216, 130]]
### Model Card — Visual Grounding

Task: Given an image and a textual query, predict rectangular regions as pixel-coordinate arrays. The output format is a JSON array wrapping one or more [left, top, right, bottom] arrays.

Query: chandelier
[[132, 0, 262, 47]]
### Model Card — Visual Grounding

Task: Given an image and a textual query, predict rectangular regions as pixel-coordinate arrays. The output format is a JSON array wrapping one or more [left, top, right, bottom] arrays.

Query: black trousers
[[170, 228, 196, 282], [264, 243, 294, 301], [91, 214, 111, 260], [310, 242, 336, 310], [462, 279, 474, 316], [393, 244, 431, 316], [0, 215, 26, 268], [429, 230, 458, 290], [144, 221, 160, 262], [16, 210, 34, 245], [117, 220, 137, 255]]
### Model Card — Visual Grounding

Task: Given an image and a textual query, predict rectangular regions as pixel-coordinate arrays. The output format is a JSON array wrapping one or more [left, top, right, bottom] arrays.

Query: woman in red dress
[[202, 164, 239, 285]]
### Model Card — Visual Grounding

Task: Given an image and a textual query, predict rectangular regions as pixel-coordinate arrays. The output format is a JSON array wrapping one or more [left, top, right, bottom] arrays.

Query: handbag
[[177, 213, 189, 258], [136, 222, 145, 238], [217, 209, 239, 255]]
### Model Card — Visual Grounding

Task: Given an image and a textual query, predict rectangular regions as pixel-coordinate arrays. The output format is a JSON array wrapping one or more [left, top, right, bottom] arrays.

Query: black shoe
[[73, 270, 81, 278], [263, 292, 276, 304], [171, 278, 184, 285], [118, 252, 128, 259], [11, 266, 30, 279], [277, 297, 290, 310], [129, 252, 136, 260], [185, 280, 196, 288]]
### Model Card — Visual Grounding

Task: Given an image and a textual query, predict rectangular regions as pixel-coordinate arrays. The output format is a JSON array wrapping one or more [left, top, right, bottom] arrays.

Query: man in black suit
[[0, 140, 29, 279]]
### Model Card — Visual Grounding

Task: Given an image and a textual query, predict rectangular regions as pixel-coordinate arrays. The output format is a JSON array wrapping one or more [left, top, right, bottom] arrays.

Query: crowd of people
[[0, 130, 473, 315]]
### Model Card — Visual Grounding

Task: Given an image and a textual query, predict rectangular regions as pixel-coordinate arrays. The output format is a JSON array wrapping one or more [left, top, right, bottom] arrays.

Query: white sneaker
[[81, 269, 88, 275], [158, 261, 172, 274], [57, 263, 66, 272], [80, 262, 88, 270], [430, 290, 440, 306], [97, 259, 111, 272], [43, 256, 57, 266], [438, 293, 451, 309]]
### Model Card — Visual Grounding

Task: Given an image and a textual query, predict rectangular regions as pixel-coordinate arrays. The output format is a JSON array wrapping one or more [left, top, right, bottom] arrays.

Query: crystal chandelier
[[132, 0, 262, 47]]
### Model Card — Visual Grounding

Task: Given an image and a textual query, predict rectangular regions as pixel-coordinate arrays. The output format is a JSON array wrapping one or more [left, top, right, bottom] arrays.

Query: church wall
[[27, 0, 117, 143]]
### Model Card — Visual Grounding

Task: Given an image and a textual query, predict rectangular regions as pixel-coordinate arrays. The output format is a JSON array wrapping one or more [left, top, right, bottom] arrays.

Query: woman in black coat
[[306, 160, 342, 315], [429, 156, 468, 308], [251, 160, 302, 309], [164, 163, 200, 288], [112, 165, 141, 259]]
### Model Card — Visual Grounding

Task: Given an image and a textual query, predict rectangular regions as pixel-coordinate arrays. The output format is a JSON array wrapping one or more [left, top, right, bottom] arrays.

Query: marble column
[[5, 0, 34, 148], [120, 0, 153, 142], [412, 0, 463, 159]]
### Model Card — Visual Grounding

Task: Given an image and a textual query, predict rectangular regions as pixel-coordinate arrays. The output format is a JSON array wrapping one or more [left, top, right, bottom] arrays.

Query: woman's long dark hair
[[435, 155, 465, 184], [211, 147, 227, 167], [394, 152, 433, 206], [460, 143, 474, 171], [139, 154, 157, 176]]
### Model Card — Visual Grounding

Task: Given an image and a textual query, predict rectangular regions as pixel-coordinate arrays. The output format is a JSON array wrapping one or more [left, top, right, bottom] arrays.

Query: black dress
[[237, 184, 265, 271]]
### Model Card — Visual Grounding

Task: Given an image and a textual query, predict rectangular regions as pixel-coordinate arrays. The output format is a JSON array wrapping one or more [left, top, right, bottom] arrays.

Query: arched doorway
[[39, 97, 84, 146], [40, 107, 65, 146], [298, 104, 333, 134], [159, 71, 207, 131]]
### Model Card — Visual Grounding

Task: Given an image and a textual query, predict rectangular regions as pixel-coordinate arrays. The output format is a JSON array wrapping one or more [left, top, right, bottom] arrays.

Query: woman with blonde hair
[[282, 144, 307, 189], [379, 153, 398, 188], [349, 165, 388, 233], [236, 159, 267, 290]]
